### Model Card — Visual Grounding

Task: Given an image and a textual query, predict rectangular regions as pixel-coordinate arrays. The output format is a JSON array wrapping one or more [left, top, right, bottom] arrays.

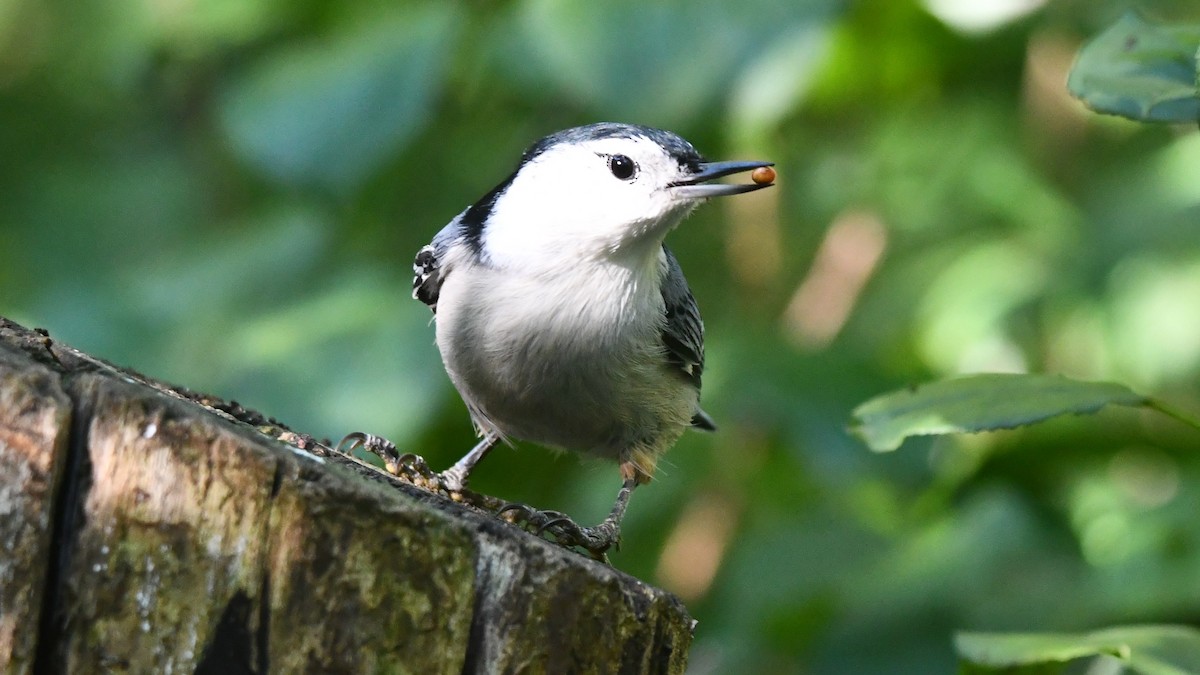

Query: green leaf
[[849, 374, 1148, 452], [957, 625, 1200, 675], [219, 6, 459, 191], [1067, 12, 1200, 123]]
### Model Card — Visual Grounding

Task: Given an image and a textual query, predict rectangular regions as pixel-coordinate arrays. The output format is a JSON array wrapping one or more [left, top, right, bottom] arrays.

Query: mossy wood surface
[[0, 317, 693, 674]]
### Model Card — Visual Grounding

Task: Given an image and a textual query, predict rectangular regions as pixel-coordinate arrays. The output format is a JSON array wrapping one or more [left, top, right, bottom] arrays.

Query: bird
[[349, 122, 773, 558]]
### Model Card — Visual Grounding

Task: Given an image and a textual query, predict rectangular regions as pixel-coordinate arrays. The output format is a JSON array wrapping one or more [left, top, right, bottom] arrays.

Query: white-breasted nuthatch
[[353, 122, 773, 558]]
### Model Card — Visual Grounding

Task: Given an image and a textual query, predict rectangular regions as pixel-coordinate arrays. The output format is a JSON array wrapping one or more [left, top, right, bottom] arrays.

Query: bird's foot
[[335, 432, 440, 486], [334, 433, 511, 518], [496, 502, 621, 562]]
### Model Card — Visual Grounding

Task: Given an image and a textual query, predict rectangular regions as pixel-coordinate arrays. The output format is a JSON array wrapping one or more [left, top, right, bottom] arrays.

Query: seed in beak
[[751, 166, 776, 185]]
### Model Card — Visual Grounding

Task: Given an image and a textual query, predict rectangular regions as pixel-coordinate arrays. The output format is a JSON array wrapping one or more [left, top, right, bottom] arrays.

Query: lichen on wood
[[0, 344, 72, 674], [0, 318, 694, 674]]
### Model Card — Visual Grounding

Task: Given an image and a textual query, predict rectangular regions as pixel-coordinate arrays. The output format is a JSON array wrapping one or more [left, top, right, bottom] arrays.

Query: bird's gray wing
[[660, 247, 715, 430], [660, 246, 706, 388], [412, 211, 467, 312]]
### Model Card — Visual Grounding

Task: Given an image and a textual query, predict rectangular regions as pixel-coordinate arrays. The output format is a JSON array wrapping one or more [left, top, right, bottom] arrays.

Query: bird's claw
[[335, 432, 435, 481], [496, 504, 569, 535], [496, 502, 620, 562]]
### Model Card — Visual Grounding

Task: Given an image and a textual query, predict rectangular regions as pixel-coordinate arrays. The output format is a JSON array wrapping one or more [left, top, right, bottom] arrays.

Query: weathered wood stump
[[0, 318, 693, 674]]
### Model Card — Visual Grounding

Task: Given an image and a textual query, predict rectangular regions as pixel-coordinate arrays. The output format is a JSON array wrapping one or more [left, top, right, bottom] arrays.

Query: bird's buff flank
[[340, 123, 774, 560]]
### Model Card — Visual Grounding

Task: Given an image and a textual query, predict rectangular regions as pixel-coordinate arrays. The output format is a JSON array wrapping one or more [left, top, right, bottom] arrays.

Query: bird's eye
[[608, 154, 637, 181]]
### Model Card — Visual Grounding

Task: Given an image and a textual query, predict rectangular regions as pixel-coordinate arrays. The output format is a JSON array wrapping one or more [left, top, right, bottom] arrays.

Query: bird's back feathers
[[412, 214, 468, 311]]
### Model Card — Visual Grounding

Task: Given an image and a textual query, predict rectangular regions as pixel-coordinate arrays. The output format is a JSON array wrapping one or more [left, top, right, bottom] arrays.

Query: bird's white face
[[480, 135, 701, 270]]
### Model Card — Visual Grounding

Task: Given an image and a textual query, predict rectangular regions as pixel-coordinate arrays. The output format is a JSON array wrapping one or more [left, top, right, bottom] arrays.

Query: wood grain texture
[[0, 342, 72, 675], [0, 318, 694, 674]]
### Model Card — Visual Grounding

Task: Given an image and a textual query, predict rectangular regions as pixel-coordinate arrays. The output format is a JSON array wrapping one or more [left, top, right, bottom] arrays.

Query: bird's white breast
[[433, 245, 696, 459]]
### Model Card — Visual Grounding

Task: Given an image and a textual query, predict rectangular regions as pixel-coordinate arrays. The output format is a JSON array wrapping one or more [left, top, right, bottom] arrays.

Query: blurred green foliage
[[4, 0, 1200, 672]]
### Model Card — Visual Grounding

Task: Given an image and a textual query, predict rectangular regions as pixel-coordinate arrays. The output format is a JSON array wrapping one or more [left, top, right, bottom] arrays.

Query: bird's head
[[465, 123, 773, 270]]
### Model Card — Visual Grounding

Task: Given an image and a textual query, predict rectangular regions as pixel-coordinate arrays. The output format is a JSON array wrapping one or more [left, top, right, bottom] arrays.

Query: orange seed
[[751, 166, 776, 185]]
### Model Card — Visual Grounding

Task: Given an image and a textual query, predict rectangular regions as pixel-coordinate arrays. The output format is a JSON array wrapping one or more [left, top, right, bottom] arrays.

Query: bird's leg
[[500, 469, 640, 562], [336, 432, 502, 495], [336, 432, 435, 478], [439, 435, 500, 492]]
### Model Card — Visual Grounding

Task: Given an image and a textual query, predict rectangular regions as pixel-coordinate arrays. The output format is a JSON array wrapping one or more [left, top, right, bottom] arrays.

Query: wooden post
[[0, 318, 693, 674]]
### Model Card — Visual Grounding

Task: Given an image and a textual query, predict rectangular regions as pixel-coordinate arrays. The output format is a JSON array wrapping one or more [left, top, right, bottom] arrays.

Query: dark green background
[[4, 0, 1200, 672]]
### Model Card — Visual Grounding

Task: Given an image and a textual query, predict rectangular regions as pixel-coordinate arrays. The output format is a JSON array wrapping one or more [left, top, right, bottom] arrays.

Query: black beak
[[669, 160, 775, 199]]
